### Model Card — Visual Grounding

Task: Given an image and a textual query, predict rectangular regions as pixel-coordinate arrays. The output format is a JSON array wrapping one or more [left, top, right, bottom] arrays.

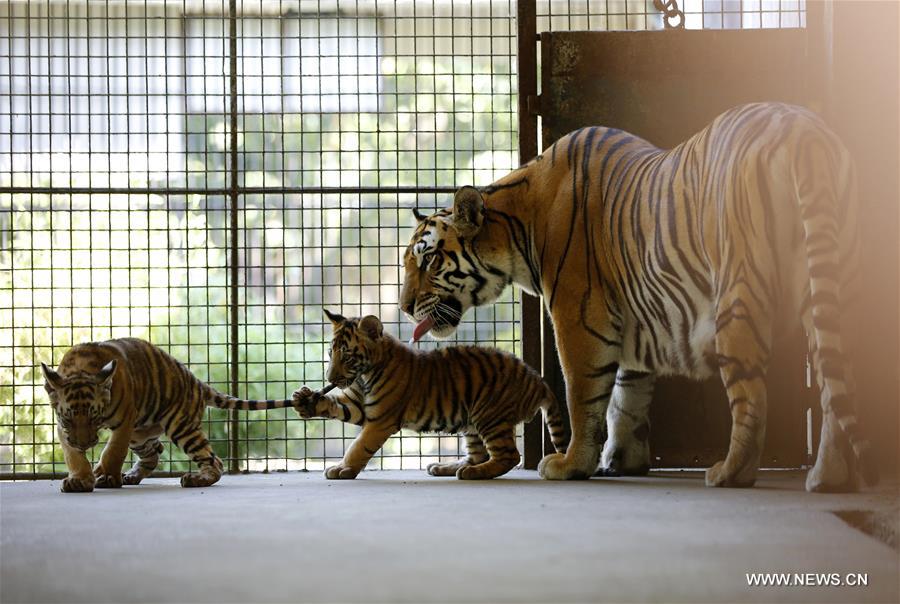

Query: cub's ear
[[96, 360, 117, 385], [358, 315, 383, 341], [412, 208, 428, 223], [451, 186, 484, 239], [41, 362, 65, 392], [324, 309, 346, 327]]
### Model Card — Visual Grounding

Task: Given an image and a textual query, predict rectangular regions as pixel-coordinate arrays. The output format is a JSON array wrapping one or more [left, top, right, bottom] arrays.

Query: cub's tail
[[203, 384, 297, 411]]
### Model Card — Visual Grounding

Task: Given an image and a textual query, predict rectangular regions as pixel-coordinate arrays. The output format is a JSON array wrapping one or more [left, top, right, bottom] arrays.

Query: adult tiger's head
[[40, 360, 118, 451], [323, 309, 384, 388], [400, 186, 513, 341]]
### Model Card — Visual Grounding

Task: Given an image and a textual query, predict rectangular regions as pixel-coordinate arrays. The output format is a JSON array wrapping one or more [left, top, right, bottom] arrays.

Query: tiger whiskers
[[414, 297, 439, 320], [432, 302, 462, 327]]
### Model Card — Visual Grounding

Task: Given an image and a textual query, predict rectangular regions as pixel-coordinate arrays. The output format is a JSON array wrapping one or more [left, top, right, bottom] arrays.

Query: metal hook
[[653, 0, 686, 29]]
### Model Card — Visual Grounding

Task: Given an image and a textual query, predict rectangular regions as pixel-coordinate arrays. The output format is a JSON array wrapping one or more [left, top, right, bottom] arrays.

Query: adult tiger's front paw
[[537, 453, 592, 481], [292, 386, 319, 419], [324, 464, 359, 480], [705, 460, 756, 488], [61, 476, 95, 493]]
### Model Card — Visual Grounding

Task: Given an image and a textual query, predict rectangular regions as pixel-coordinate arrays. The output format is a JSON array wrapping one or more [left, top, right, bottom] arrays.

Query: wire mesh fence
[[536, 0, 805, 31], [1, 0, 807, 480], [1, 0, 522, 478]]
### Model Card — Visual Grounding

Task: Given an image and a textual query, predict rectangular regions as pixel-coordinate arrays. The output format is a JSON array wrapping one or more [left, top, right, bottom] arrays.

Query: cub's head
[[400, 186, 511, 341], [41, 360, 117, 451], [324, 310, 384, 388]]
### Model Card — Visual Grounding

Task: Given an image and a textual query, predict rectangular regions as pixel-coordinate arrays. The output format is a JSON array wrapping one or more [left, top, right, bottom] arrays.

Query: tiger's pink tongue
[[409, 316, 435, 344]]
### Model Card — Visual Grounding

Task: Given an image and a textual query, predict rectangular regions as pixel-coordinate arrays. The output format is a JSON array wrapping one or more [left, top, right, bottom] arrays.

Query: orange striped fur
[[41, 337, 297, 492], [294, 311, 568, 479], [399, 103, 876, 491]]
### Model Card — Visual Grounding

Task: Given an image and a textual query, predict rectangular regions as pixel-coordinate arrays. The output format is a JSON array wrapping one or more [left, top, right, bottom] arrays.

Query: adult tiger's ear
[[412, 208, 428, 223], [41, 362, 65, 392], [358, 315, 383, 341], [324, 309, 346, 327], [451, 186, 484, 239], [96, 360, 117, 386]]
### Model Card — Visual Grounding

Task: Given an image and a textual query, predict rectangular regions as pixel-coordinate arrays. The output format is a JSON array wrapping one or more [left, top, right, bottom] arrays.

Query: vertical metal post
[[517, 0, 544, 469], [227, 0, 240, 474], [805, 0, 834, 117]]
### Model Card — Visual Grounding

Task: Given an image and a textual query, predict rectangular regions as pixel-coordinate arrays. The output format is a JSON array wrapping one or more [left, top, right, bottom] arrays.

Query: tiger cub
[[294, 310, 569, 479], [42, 337, 299, 493]]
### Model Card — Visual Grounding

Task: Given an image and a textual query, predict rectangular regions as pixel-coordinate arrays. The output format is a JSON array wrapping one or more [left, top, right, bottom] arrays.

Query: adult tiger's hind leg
[[427, 433, 489, 477], [804, 307, 862, 493], [123, 424, 164, 485], [599, 369, 654, 476], [807, 409, 855, 492], [706, 283, 772, 488]]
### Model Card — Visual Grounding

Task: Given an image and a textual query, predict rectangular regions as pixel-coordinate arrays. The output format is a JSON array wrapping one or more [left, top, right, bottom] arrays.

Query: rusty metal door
[[533, 25, 826, 469]]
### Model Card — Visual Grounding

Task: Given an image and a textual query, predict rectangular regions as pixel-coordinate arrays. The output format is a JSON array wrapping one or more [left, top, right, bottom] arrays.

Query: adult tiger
[[400, 102, 877, 492]]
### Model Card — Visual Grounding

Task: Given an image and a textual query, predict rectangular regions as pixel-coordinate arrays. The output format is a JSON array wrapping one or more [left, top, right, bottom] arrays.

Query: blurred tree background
[[0, 3, 521, 476]]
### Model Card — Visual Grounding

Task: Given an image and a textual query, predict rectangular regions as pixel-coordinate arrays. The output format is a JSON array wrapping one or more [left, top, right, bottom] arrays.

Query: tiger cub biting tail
[[294, 310, 569, 479], [42, 337, 299, 492]]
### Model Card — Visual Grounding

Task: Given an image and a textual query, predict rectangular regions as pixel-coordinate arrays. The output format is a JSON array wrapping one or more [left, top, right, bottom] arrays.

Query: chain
[[653, 0, 685, 29]]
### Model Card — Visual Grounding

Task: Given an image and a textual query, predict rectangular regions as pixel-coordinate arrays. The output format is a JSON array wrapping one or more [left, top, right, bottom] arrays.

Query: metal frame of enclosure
[[2, 0, 814, 480]]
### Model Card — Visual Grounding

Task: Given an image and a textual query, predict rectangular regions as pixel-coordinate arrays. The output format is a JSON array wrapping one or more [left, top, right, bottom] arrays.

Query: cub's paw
[[122, 472, 145, 486], [705, 460, 756, 488], [94, 473, 124, 489], [180, 472, 220, 488], [427, 461, 463, 477], [455, 465, 491, 480], [324, 464, 359, 480], [292, 386, 319, 419], [537, 453, 592, 481], [61, 476, 95, 493], [293, 385, 314, 401]]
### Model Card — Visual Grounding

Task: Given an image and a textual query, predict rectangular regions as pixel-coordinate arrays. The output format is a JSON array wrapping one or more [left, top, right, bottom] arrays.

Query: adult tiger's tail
[[540, 386, 570, 454], [794, 121, 878, 487], [201, 383, 297, 411]]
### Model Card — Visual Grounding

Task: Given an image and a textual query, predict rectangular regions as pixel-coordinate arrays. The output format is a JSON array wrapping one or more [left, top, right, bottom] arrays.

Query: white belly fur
[[617, 296, 717, 379]]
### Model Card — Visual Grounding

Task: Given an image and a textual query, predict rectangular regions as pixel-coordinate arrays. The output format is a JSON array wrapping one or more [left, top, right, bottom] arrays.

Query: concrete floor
[[1, 470, 897, 604]]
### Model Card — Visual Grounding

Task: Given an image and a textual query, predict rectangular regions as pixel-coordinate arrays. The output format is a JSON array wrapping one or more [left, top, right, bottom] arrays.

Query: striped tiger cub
[[293, 310, 568, 479], [41, 337, 298, 493]]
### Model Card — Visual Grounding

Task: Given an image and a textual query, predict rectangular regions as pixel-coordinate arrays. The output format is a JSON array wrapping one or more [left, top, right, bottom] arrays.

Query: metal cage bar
[[0, 0, 523, 479], [1, 0, 808, 480]]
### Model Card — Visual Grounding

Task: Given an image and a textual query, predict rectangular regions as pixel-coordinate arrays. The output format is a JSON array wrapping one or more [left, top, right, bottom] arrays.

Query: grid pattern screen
[[1, 0, 806, 478]]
